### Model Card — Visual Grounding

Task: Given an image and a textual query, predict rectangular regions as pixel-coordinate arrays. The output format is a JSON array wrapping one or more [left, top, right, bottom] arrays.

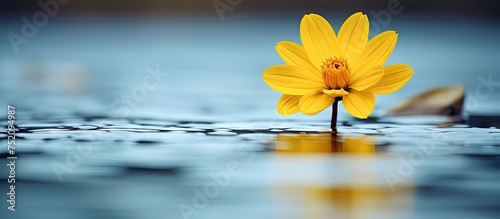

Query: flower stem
[[331, 99, 339, 132]]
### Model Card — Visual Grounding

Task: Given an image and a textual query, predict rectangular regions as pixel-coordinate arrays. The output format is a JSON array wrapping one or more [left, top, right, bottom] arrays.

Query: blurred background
[[0, 0, 499, 121], [1, 0, 499, 17], [0, 0, 499, 120], [1, 1, 500, 219]]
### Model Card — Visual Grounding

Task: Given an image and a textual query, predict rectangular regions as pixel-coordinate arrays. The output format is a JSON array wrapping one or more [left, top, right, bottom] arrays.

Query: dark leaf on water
[[388, 86, 464, 117]]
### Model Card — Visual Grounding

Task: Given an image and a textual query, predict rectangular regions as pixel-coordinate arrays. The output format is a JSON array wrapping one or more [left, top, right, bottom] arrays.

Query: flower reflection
[[275, 133, 375, 154], [297, 186, 413, 219], [272, 133, 412, 219]]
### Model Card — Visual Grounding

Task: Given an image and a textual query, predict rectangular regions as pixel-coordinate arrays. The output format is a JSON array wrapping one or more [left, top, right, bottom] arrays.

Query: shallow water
[[1, 13, 500, 219], [2, 117, 500, 219]]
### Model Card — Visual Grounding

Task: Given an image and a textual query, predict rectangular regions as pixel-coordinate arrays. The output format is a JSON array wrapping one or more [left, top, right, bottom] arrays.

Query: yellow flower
[[263, 12, 413, 119]]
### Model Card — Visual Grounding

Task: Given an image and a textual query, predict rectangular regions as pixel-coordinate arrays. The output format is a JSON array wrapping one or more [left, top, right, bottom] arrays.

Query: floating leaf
[[388, 86, 464, 117]]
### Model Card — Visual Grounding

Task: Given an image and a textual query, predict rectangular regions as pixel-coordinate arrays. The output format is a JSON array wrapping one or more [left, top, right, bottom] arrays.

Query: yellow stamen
[[323, 88, 349, 98], [321, 57, 350, 90]]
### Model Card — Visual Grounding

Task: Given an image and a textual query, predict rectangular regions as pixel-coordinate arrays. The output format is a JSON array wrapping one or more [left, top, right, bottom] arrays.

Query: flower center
[[321, 57, 350, 90]]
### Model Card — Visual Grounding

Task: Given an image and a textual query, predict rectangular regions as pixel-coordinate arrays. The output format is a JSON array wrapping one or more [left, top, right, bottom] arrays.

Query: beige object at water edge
[[388, 87, 465, 117]]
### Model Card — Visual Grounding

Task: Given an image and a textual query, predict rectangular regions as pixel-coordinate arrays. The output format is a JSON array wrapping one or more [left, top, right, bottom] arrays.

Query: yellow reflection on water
[[272, 133, 413, 219], [288, 186, 413, 219], [275, 133, 375, 154]]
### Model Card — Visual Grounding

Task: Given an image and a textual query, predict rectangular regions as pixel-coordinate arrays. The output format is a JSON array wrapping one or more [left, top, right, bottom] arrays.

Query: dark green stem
[[331, 99, 339, 132]]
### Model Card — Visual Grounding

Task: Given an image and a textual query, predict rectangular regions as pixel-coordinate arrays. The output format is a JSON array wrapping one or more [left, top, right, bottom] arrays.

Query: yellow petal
[[299, 90, 334, 115], [353, 31, 398, 73], [276, 41, 322, 79], [300, 14, 342, 69], [370, 64, 413, 94], [263, 65, 325, 95], [338, 12, 369, 61], [349, 65, 384, 91], [342, 90, 376, 119], [277, 94, 301, 115]]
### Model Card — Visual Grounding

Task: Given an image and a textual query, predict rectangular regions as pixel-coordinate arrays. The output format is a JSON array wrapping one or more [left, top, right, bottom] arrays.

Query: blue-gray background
[[0, 0, 499, 120]]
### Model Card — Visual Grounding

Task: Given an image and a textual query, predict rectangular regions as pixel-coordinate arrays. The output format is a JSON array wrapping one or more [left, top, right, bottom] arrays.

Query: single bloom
[[263, 12, 413, 119]]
